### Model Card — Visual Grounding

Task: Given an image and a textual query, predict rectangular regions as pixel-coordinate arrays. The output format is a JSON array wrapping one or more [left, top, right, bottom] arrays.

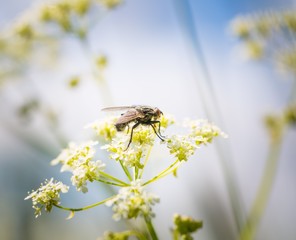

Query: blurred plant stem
[[239, 137, 282, 240], [172, 0, 245, 233], [240, 79, 295, 240], [290, 79, 296, 102], [0, 94, 62, 157], [0, 116, 58, 157]]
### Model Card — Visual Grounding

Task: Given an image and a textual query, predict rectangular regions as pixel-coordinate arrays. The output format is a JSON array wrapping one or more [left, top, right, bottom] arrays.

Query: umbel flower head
[[230, 10, 296, 75], [102, 125, 156, 168], [186, 119, 227, 145], [100, 114, 175, 168], [166, 135, 196, 162], [25, 110, 225, 231], [166, 120, 226, 162], [51, 141, 105, 193], [25, 178, 69, 218], [86, 116, 118, 142], [106, 180, 159, 221]]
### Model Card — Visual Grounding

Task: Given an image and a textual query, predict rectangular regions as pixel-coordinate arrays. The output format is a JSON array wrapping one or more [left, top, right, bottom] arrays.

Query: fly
[[102, 105, 165, 150]]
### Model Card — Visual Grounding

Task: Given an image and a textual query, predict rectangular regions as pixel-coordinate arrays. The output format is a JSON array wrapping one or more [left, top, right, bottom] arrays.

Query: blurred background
[[0, 0, 296, 239]]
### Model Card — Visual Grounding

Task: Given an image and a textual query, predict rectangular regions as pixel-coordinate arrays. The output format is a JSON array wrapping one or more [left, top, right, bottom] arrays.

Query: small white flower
[[166, 135, 196, 162], [51, 141, 98, 170], [106, 180, 159, 221], [71, 159, 105, 193], [51, 141, 105, 192], [25, 178, 69, 218], [185, 119, 227, 145], [86, 117, 118, 142], [103, 126, 156, 168]]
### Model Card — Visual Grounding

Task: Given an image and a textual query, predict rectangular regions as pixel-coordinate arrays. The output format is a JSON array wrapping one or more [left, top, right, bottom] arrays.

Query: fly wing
[[101, 106, 135, 112], [115, 109, 145, 124]]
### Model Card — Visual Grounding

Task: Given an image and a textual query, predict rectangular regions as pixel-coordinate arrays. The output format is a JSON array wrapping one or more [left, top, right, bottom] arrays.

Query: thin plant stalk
[[119, 160, 133, 181], [172, 0, 245, 231], [143, 160, 181, 186], [96, 178, 127, 187], [144, 216, 159, 240], [99, 171, 129, 186], [239, 137, 282, 240], [54, 195, 116, 212], [0, 116, 57, 157]]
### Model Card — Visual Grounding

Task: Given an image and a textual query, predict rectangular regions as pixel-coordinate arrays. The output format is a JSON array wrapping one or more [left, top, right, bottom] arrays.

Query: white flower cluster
[[166, 120, 226, 162], [86, 116, 118, 142], [167, 135, 196, 162], [25, 113, 225, 222], [231, 10, 296, 73], [25, 178, 69, 218], [51, 141, 105, 192], [106, 180, 159, 221], [102, 125, 156, 168], [187, 119, 227, 145]]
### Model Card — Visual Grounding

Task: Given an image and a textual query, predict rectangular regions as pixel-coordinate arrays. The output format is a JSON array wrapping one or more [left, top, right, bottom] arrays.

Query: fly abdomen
[[115, 123, 126, 131]]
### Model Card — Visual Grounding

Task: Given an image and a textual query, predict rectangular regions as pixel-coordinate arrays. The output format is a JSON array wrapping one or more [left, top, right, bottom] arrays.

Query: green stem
[[144, 216, 158, 240], [239, 138, 282, 240], [119, 160, 133, 181], [95, 178, 128, 187], [134, 167, 139, 180], [127, 230, 146, 240], [99, 171, 129, 186], [53, 195, 116, 212], [173, 229, 180, 240], [289, 76, 296, 102], [143, 160, 181, 186]]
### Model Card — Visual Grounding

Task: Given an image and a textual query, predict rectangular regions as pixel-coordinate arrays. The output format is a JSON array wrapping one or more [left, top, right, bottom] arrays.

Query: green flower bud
[[98, 0, 122, 9], [102, 231, 129, 240], [96, 55, 108, 70], [245, 40, 264, 59], [283, 11, 296, 32], [68, 76, 80, 88], [173, 214, 203, 240], [264, 114, 283, 142], [231, 17, 251, 39], [284, 105, 296, 125], [72, 0, 91, 15], [15, 24, 34, 39]]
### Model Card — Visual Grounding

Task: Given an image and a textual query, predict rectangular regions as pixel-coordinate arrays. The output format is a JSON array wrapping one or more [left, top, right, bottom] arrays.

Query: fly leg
[[149, 123, 165, 141], [125, 122, 140, 150], [150, 120, 165, 139]]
